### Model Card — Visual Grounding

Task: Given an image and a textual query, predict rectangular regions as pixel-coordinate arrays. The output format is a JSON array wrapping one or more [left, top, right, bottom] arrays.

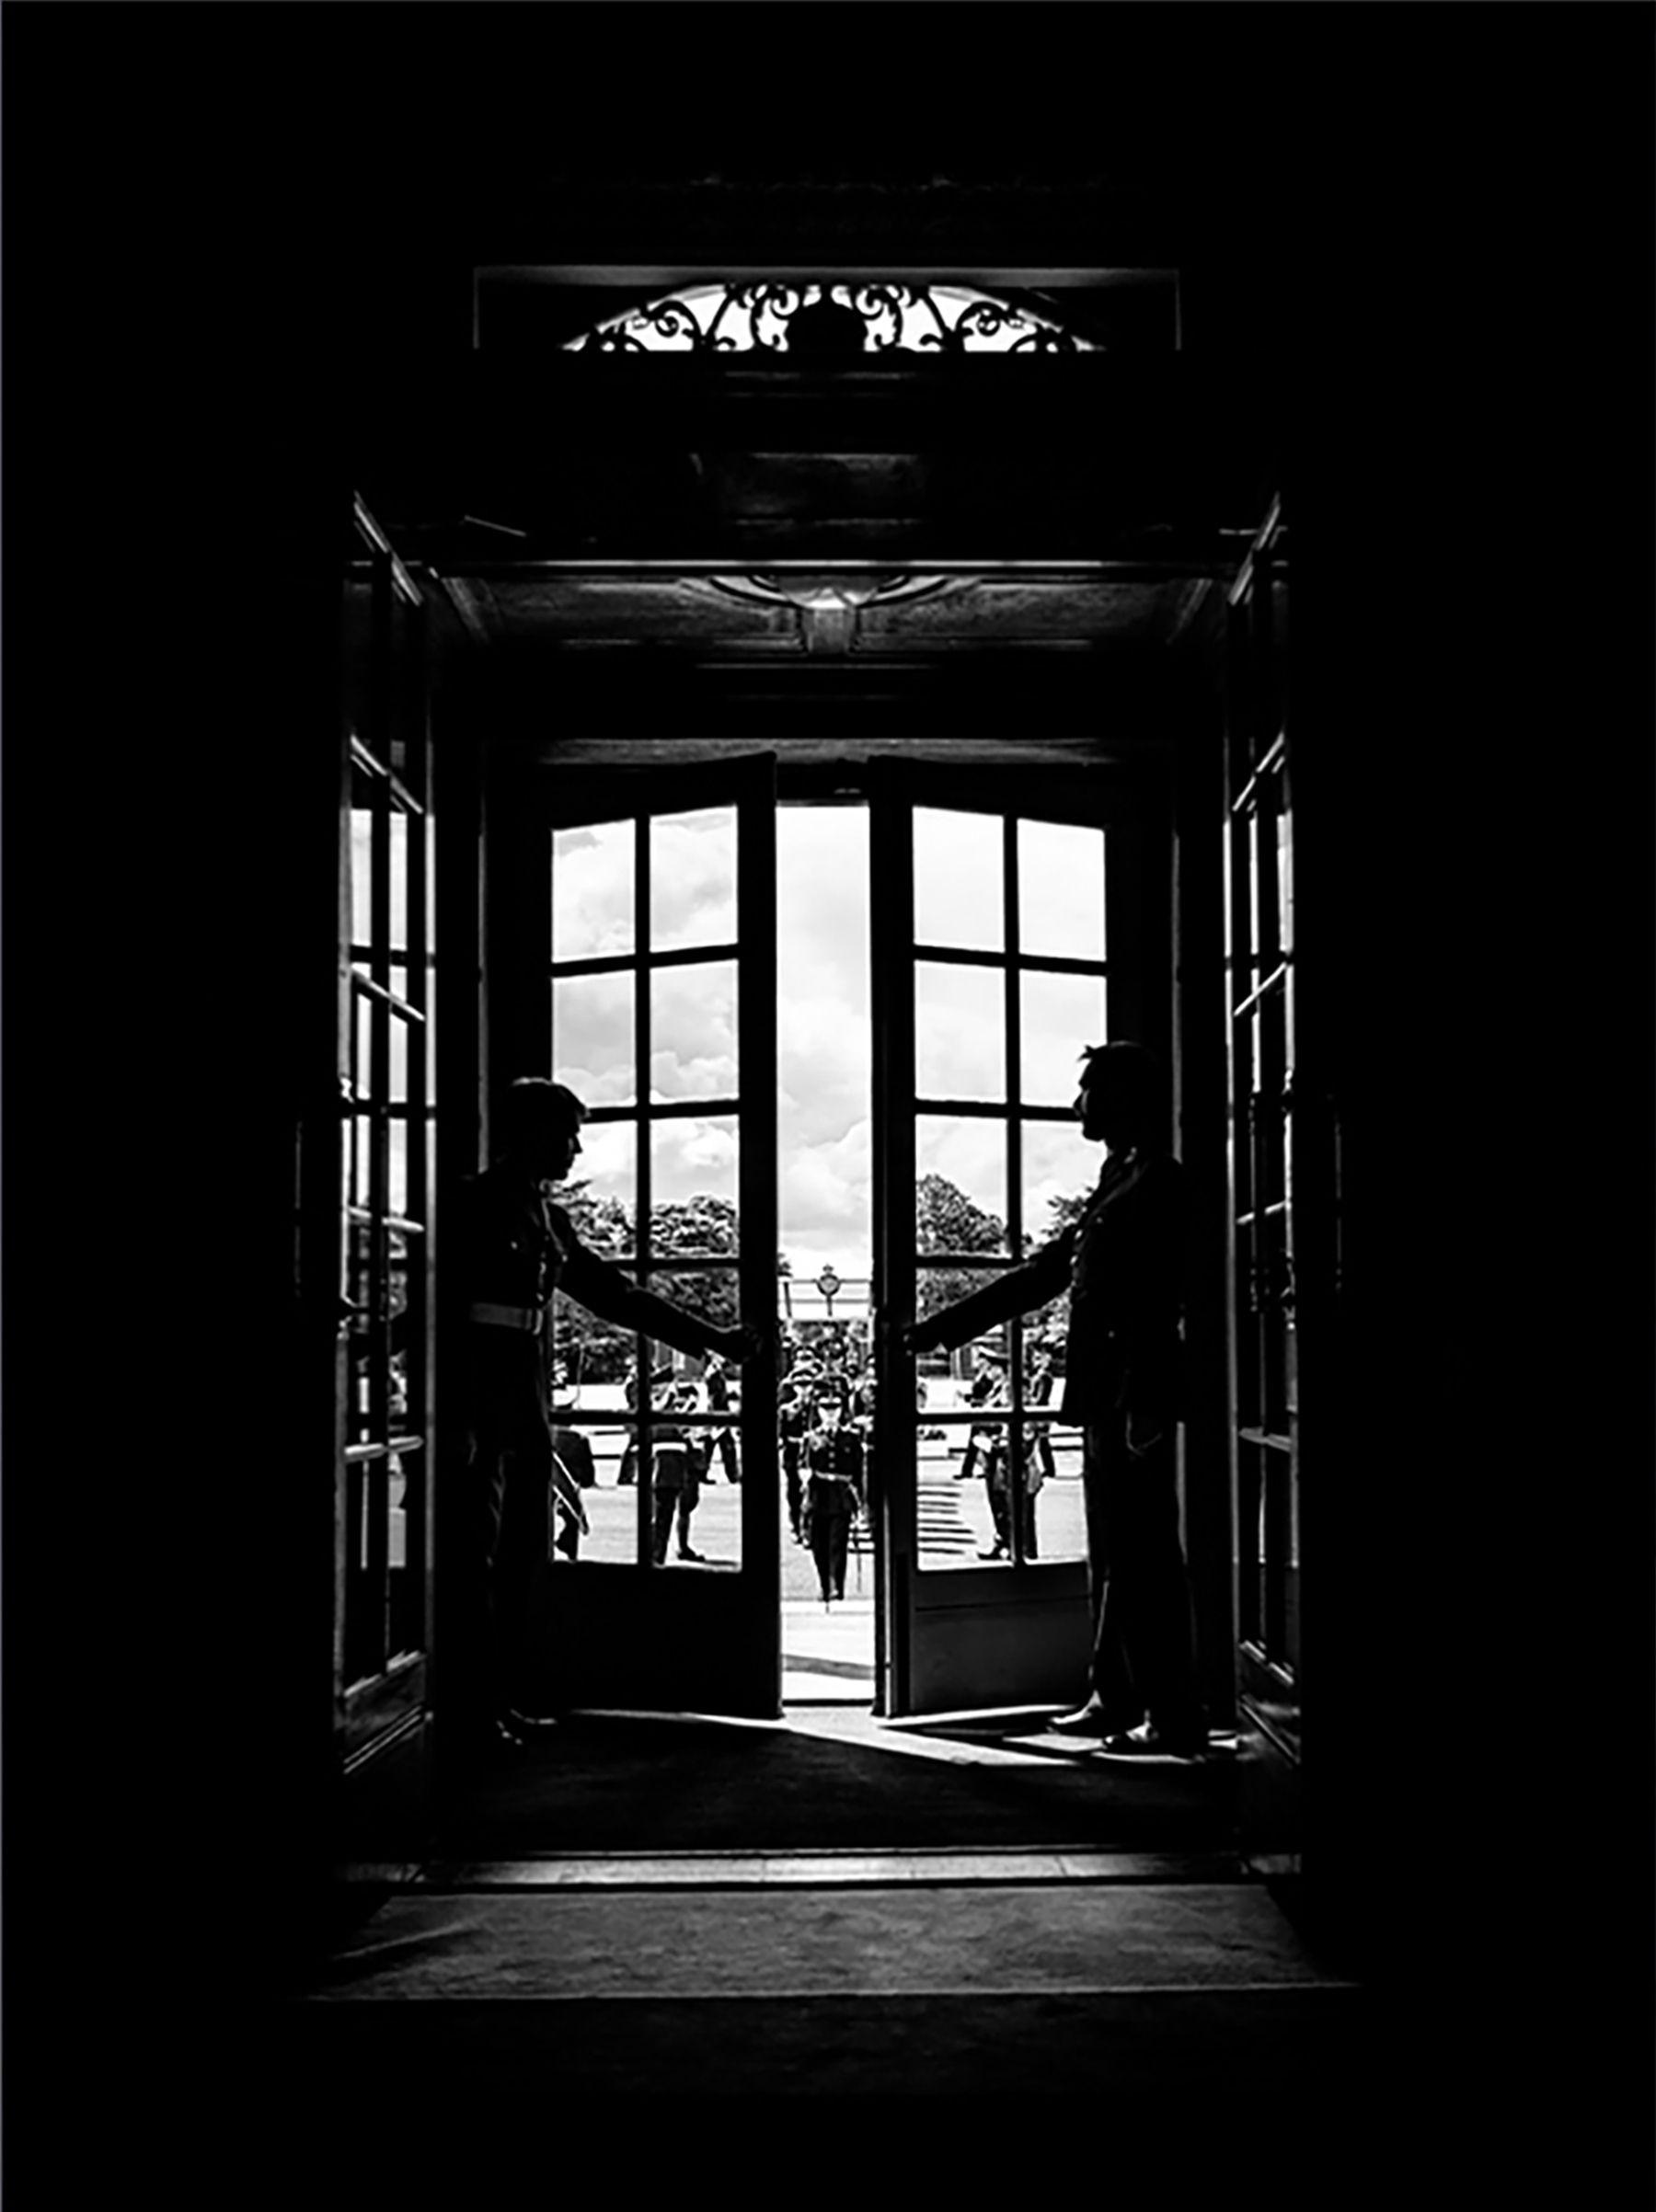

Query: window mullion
[[1004, 812, 1028, 1565], [633, 811, 653, 1566]]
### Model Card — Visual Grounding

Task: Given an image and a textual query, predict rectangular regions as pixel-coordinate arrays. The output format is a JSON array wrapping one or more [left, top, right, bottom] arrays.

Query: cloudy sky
[[549, 805, 1110, 1288]]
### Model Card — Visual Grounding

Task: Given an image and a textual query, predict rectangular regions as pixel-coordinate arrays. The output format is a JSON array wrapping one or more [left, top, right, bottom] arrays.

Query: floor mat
[[309, 1880, 1339, 2001]]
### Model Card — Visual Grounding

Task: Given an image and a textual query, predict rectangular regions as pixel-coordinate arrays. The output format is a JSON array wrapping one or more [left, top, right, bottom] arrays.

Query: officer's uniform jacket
[[926, 1149, 1185, 1429], [462, 1166, 731, 1446], [804, 1423, 864, 1515]]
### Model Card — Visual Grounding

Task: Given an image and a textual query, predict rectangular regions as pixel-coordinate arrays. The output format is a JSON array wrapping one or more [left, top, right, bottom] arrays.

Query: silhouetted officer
[[460, 1079, 761, 1754], [906, 1044, 1203, 1755]]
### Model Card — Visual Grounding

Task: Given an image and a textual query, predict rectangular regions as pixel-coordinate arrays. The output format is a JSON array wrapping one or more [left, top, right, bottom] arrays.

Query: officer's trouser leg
[[811, 1514, 834, 1599], [1082, 1421, 1200, 1734], [650, 1484, 675, 1565], [676, 1482, 699, 1554], [829, 1512, 850, 1599]]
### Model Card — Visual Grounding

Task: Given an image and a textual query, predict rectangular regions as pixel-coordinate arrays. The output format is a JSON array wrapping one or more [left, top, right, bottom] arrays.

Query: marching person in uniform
[[459, 1077, 761, 1756], [699, 1351, 741, 1484], [779, 1381, 810, 1542], [803, 1389, 865, 1605], [649, 1381, 704, 1564], [904, 1043, 1205, 1756]]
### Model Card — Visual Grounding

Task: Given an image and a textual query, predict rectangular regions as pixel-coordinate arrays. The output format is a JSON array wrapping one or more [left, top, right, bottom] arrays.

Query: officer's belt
[[469, 1301, 546, 1335]]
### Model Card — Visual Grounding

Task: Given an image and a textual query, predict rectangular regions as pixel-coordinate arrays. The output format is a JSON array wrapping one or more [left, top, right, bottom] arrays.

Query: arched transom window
[[565, 281, 1098, 356]]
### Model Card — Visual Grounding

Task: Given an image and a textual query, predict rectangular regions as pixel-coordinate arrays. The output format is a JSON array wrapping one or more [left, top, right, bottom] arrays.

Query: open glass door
[[487, 752, 780, 1718], [870, 762, 1169, 1714], [337, 499, 437, 1780], [1223, 499, 1308, 1864]]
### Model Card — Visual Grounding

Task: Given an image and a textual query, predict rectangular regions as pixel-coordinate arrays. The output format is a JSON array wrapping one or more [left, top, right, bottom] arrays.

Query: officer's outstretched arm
[[561, 1240, 765, 1365]]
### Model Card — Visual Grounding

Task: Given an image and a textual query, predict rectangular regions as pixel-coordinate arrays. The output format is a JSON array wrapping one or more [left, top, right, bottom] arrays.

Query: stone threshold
[[379, 1846, 1248, 1891]]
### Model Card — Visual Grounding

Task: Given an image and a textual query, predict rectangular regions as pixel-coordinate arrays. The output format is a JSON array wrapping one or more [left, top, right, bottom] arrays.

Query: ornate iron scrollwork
[[569, 281, 1095, 356]]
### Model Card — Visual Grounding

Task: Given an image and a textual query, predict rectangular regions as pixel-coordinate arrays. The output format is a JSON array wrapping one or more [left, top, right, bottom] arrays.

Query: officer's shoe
[[1097, 1720, 1207, 1759], [504, 1707, 560, 1738], [1050, 1697, 1139, 1736]]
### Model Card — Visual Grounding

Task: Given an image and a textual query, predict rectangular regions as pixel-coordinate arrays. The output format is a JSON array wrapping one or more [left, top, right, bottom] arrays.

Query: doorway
[[776, 801, 876, 1705], [500, 749, 1171, 1729]]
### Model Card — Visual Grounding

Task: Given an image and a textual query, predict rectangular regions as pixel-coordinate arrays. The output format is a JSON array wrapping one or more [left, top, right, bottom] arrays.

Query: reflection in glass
[[650, 1118, 739, 1247], [1018, 819, 1106, 962], [553, 819, 635, 961], [916, 961, 1005, 1104], [916, 1117, 1006, 1257], [914, 808, 1002, 952], [1020, 972, 1107, 1106], [561, 1120, 636, 1250], [650, 808, 736, 955], [651, 960, 739, 1101], [552, 970, 636, 1105], [1021, 1119, 1101, 1253]]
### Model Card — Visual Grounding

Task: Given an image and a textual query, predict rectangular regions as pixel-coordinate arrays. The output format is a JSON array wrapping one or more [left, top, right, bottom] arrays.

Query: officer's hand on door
[[714, 1320, 769, 1365]]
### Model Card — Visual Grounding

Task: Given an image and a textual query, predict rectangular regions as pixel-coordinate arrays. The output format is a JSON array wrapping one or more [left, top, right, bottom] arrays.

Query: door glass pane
[[552, 970, 636, 1106], [642, 1266, 742, 1360], [386, 1461, 409, 1573], [916, 962, 1005, 1103], [1019, 972, 1108, 1106], [551, 1292, 637, 1414], [656, 1346, 742, 1571], [561, 1120, 637, 1255], [650, 807, 736, 954], [545, 1423, 602, 1567], [387, 808, 409, 953], [650, 1117, 739, 1248], [350, 806, 374, 956], [1018, 819, 1106, 961], [651, 959, 739, 1101], [1021, 1119, 1101, 1254], [914, 808, 1002, 952], [352, 1115, 374, 1209], [566, 1418, 641, 1566], [387, 1002, 412, 1105], [353, 991, 374, 1103], [913, 1415, 1085, 1571], [387, 1226, 412, 1390], [916, 1118, 1007, 1259], [553, 819, 635, 961], [388, 1119, 409, 1218]]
